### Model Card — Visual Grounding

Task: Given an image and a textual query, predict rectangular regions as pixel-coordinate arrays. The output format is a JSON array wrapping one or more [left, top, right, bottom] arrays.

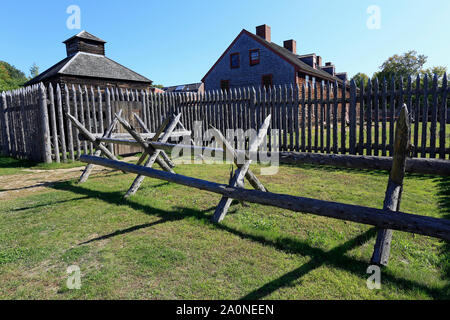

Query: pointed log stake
[[212, 115, 272, 223], [114, 113, 174, 173], [133, 112, 175, 168], [125, 113, 181, 198], [371, 104, 411, 266], [134, 115, 171, 166], [66, 113, 118, 161], [78, 109, 123, 183], [209, 123, 269, 193]]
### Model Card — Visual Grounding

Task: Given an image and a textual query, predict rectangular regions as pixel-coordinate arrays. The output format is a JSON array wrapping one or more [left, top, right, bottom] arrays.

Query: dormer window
[[249, 49, 260, 66], [230, 53, 240, 69]]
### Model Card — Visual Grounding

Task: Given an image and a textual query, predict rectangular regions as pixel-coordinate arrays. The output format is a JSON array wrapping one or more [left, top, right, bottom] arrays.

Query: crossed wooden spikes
[[67, 110, 182, 197], [66, 111, 124, 183], [210, 115, 271, 223], [115, 112, 182, 198]]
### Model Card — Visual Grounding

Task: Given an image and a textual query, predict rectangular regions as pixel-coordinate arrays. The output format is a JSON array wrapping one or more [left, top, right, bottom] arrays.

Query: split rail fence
[[0, 73, 449, 163], [75, 105, 450, 267]]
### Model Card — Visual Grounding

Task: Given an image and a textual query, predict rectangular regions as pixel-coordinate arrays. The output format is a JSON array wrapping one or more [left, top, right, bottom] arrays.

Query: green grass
[[0, 158, 448, 299]]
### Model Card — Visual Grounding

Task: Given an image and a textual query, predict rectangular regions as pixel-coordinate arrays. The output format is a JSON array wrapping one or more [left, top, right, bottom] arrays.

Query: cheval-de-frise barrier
[[70, 104, 450, 267]]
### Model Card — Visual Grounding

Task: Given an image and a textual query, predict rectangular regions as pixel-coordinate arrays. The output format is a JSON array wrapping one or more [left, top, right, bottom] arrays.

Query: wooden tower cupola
[[63, 31, 107, 57]]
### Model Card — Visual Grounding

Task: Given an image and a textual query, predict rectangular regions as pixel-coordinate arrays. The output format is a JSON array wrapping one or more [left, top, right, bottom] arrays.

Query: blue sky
[[0, 0, 448, 86]]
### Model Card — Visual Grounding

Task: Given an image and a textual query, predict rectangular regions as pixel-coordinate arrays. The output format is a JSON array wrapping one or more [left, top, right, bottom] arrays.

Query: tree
[[0, 61, 28, 91], [375, 50, 427, 82], [373, 51, 447, 88], [29, 63, 39, 78], [420, 66, 447, 83], [151, 84, 164, 89], [351, 73, 369, 88]]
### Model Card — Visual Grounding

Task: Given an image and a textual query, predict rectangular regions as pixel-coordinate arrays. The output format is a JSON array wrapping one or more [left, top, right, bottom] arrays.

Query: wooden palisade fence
[[0, 73, 449, 163]]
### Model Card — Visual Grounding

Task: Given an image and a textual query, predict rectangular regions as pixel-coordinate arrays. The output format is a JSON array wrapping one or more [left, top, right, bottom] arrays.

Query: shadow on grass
[[436, 176, 450, 297], [49, 180, 448, 299], [0, 156, 37, 168], [282, 162, 440, 181], [10, 196, 90, 212]]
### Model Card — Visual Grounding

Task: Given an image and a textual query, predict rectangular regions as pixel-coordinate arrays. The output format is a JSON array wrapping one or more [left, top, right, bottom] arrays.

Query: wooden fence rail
[[0, 73, 449, 163]]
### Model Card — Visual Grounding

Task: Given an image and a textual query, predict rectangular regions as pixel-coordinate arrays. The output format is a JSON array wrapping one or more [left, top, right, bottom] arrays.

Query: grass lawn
[[0, 157, 449, 299]]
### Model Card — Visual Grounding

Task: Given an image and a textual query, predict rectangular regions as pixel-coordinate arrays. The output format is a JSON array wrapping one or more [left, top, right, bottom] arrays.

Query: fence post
[[371, 104, 410, 266], [56, 84, 67, 162], [349, 80, 356, 155], [39, 83, 52, 163], [0, 91, 10, 156], [247, 87, 254, 131]]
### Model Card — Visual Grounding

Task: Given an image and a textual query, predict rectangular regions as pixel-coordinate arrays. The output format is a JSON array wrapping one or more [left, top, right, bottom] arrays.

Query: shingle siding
[[203, 33, 295, 91]]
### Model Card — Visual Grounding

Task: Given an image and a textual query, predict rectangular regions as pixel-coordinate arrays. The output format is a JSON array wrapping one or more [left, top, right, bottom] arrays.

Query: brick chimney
[[283, 40, 296, 54], [256, 24, 271, 42], [316, 56, 322, 68]]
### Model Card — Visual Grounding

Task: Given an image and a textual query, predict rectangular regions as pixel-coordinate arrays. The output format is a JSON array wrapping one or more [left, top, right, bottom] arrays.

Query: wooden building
[[202, 24, 348, 91], [26, 31, 153, 91], [163, 82, 204, 93]]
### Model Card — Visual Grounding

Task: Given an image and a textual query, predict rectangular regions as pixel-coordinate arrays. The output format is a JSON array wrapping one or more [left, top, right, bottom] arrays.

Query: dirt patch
[[0, 156, 139, 201], [0, 166, 110, 201]]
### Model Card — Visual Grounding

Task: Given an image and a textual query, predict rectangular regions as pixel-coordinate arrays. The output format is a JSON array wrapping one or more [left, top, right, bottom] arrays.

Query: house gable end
[[202, 30, 295, 90]]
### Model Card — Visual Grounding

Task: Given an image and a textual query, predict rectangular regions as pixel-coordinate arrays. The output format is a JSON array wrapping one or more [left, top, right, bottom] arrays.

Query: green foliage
[[151, 84, 164, 89], [351, 73, 369, 88], [373, 51, 447, 87], [420, 66, 447, 83], [378, 50, 427, 80], [29, 63, 39, 78], [0, 61, 28, 92]]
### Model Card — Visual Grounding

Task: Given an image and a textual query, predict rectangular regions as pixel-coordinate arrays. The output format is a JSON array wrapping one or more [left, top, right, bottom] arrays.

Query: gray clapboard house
[[202, 25, 347, 91]]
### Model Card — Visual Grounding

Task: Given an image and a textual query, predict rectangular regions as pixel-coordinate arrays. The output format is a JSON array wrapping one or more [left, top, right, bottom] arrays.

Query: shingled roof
[[63, 30, 106, 44], [26, 52, 152, 85], [248, 30, 345, 84], [202, 29, 346, 85], [164, 83, 203, 92], [26, 31, 151, 86]]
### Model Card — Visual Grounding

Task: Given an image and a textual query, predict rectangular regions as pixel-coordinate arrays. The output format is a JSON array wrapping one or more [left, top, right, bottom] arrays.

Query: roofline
[[102, 55, 152, 83], [201, 29, 247, 82], [26, 74, 153, 87], [25, 52, 152, 86], [202, 29, 304, 82], [24, 55, 74, 86], [63, 30, 107, 44], [164, 82, 203, 89], [202, 29, 343, 84], [298, 53, 316, 58]]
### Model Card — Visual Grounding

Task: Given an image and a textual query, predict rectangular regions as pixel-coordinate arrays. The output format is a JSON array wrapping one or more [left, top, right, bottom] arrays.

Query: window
[[220, 80, 230, 91], [262, 74, 273, 89], [230, 53, 240, 69], [249, 49, 260, 66]]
